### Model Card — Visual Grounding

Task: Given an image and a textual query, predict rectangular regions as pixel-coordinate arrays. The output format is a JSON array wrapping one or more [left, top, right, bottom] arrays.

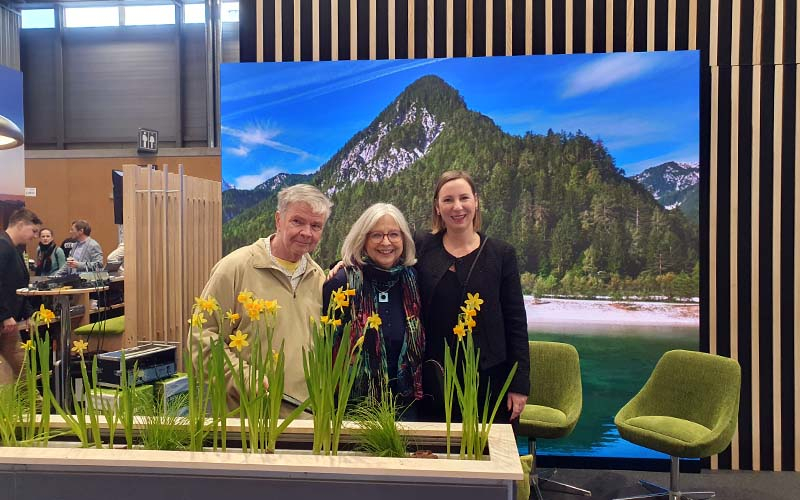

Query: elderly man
[[1, 208, 42, 385], [55, 219, 103, 275], [191, 184, 332, 413]]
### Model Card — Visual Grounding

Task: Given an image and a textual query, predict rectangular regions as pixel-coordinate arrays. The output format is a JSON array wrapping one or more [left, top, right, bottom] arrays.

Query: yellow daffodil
[[36, 303, 56, 326], [453, 322, 467, 341], [20, 339, 35, 352], [352, 335, 365, 350], [245, 301, 262, 321], [71, 339, 89, 355], [228, 330, 249, 352], [320, 315, 329, 324], [333, 287, 350, 312], [466, 317, 477, 329], [237, 290, 254, 304], [345, 288, 356, 296], [224, 310, 240, 325], [263, 299, 280, 315], [366, 312, 382, 330], [465, 292, 483, 311], [194, 296, 220, 314], [188, 312, 207, 328], [331, 319, 342, 326], [460, 306, 477, 317]]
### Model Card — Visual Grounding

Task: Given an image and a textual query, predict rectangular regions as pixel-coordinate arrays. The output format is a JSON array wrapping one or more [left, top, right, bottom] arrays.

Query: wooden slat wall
[[237, 0, 799, 472], [123, 165, 222, 365]]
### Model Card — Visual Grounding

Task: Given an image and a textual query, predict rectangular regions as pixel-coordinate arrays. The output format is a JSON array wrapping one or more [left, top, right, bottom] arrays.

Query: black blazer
[[415, 231, 530, 395], [0, 231, 32, 323]]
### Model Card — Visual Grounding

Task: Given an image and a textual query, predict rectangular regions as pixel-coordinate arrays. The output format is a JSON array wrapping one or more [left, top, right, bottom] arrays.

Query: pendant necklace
[[373, 279, 397, 303]]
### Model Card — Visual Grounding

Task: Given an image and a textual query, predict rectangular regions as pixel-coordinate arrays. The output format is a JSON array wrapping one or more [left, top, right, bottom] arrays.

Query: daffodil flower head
[[332, 287, 350, 312], [194, 296, 220, 314], [245, 301, 262, 321], [366, 312, 382, 330], [465, 292, 483, 312], [352, 335, 365, 351], [71, 339, 89, 356], [36, 303, 56, 326], [224, 310, 240, 326], [188, 312, 207, 328], [466, 317, 477, 329], [228, 330, 249, 352], [320, 315, 329, 324], [237, 290, 254, 304], [263, 299, 280, 315], [20, 339, 35, 352], [460, 305, 477, 317], [453, 322, 467, 341]]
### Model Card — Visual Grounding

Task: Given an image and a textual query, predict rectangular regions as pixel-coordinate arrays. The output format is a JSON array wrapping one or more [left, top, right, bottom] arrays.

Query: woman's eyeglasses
[[368, 231, 402, 243]]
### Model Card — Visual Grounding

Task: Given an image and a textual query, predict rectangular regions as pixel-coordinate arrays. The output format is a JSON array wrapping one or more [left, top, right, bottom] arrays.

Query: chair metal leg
[[528, 439, 592, 497], [612, 457, 715, 500], [539, 477, 592, 496], [679, 493, 715, 500]]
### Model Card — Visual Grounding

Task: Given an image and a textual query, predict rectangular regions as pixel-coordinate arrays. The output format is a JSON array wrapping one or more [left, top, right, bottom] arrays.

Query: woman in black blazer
[[416, 170, 530, 423]]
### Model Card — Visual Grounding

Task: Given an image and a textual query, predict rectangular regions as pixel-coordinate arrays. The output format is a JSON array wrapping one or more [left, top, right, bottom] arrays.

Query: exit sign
[[138, 128, 159, 153]]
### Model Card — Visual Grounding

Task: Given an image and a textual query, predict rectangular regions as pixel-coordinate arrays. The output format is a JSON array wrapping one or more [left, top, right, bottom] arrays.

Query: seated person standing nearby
[[55, 219, 103, 275], [35, 228, 66, 277], [0, 209, 42, 385], [190, 184, 332, 414], [323, 203, 424, 419]]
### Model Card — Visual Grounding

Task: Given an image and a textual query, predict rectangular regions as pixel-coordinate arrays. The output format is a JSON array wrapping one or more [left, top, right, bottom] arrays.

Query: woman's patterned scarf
[[341, 262, 424, 401]]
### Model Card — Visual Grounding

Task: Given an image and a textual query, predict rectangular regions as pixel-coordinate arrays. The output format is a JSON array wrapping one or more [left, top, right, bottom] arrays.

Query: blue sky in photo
[[221, 52, 699, 189]]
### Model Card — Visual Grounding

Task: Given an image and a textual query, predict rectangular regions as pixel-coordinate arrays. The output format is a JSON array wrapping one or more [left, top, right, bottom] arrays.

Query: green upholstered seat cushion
[[518, 404, 569, 439], [623, 415, 712, 446], [74, 316, 125, 336]]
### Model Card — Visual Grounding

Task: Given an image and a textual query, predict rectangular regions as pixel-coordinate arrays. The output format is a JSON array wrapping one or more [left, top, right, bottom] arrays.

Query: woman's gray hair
[[277, 184, 333, 219], [341, 203, 417, 267]]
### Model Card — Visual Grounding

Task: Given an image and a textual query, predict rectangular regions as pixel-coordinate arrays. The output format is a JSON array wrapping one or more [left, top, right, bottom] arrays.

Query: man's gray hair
[[341, 203, 417, 267], [277, 184, 333, 219]]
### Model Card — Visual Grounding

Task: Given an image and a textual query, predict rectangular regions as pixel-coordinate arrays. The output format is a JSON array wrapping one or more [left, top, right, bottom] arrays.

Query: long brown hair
[[430, 170, 482, 234]]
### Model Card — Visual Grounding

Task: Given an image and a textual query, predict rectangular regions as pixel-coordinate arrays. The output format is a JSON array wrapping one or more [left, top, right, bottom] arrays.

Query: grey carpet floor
[[532, 468, 799, 500]]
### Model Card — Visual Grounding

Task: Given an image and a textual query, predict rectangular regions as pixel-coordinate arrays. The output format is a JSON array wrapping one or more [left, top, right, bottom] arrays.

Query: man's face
[[17, 222, 40, 245], [69, 224, 84, 240], [272, 202, 326, 262]]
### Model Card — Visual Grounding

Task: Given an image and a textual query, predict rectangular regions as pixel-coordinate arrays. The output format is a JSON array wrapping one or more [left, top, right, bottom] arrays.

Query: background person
[[35, 228, 66, 277], [55, 219, 103, 275], [0, 209, 42, 385], [323, 203, 424, 419]]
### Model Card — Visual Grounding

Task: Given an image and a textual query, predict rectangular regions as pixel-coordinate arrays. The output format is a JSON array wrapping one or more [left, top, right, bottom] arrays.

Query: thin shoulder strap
[[461, 235, 489, 302]]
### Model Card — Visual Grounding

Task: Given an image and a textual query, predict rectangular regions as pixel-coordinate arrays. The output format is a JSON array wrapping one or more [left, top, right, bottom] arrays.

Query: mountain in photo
[[631, 161, 700, 222], [222, 172, 312, 222], [223, 75, 698, 281]]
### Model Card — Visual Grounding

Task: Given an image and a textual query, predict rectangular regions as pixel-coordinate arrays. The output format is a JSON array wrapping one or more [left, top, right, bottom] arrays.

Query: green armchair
[[613, 349, 741, 500], [517, 341, 590, 499]]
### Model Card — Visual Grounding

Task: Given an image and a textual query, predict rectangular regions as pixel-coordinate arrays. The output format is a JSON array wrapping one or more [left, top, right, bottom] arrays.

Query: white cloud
[[562, 53, 661, 98], [222, 123, 316, 160], [226, 145, 250, 157], [222, 59, 442, 121], [234, 166, 284, 190]]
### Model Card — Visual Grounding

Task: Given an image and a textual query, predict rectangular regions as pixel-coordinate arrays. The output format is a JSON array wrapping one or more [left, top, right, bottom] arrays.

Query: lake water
[[522, 326, 698, 459]]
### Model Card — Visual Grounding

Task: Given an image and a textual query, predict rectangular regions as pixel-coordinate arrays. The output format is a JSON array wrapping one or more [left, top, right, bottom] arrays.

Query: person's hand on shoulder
[[326, 260, 345, 281]]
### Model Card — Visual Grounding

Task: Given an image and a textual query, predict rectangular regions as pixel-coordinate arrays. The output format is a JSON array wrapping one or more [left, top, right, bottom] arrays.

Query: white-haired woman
[[323, 203, 425, 418]]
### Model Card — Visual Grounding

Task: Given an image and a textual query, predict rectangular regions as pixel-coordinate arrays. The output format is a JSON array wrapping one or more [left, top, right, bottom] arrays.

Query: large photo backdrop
[[0, 64, 25, 226], [221, 52, 700, 459]]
